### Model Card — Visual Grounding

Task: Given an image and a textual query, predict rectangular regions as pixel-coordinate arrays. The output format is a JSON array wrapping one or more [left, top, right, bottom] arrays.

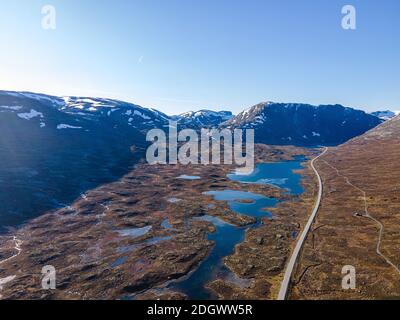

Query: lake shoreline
[[0, 144, 318, 300]]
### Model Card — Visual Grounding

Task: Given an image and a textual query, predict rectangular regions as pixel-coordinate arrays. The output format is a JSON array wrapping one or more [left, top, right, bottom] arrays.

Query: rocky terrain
[[0, 91, 383, 232], [1, 90, 390, 300], [290, 116, 400, 299], [0, 145, 317, 300]]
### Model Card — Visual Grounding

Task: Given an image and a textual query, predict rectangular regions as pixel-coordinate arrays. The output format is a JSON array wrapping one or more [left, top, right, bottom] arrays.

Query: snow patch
[[17, 109, 43, 120], [133, 110, 151, 120], [57, 124, 82, 130], [0, 105, 23, 111], [62, 96, 71, 104], [71, 104, 85, 110]]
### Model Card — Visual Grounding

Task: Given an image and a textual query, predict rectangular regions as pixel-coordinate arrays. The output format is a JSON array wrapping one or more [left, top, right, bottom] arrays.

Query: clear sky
[[0, 0, 399, 114]]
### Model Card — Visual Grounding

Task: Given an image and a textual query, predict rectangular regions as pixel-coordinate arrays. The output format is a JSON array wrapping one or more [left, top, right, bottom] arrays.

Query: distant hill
[[224, 102, 382, 145], [173, 110, 233, 129], [370, 110, 400, 121]]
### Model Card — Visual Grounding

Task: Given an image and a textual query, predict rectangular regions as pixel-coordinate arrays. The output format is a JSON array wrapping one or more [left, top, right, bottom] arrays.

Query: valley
[[1, 0, 399, 305], [1, 90, 398, 300], [290, 116, 400, 299], [0, 144, 318, 300]]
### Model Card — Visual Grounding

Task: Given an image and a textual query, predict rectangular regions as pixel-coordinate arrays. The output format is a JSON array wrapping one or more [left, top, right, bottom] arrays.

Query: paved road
[[277, 147, 328, 300]]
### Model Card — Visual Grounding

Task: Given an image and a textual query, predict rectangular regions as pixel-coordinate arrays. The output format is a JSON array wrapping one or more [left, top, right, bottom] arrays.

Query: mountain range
[[0, 90, 384, 140], [0, 90, 387, 231], [292, 113, 400, 299], [225, 102, 382, 145]]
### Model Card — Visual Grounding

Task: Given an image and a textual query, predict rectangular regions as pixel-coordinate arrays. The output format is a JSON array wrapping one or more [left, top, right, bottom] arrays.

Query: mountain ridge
[[224, 101, 382, 145], [1, 90, 383, 138], [0, 89, 384, 230], [292, 103, 400, 299]]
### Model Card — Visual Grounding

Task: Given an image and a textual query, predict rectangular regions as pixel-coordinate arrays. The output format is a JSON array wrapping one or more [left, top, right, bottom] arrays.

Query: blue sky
[[0, 0, 399, 114]]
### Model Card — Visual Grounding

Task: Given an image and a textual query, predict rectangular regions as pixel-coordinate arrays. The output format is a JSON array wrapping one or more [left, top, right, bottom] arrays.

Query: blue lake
[[228, 158, 305, 195], [170, 157, 305, 299], [177, 175, 201, 180], [204, 190, 278, 219]]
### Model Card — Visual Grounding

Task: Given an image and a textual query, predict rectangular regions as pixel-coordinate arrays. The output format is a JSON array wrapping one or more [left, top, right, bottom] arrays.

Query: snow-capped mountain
[[0, 90, 384, 230], [224, 102, 382, 145], [173, 109, 233, 129], [370, 110, 400, 121], [0, 91, 169, 132], [0, 90, 152, 230], [60, 96, 170, 130]]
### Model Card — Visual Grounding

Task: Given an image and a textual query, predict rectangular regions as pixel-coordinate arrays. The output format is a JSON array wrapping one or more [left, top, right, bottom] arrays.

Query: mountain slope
[[0, 91, 152, 231], [224, 102, 382, 145], [0, 91, 169, 131], [0, 91, 385, 232], [173, 110, 233, 129], [370, 110, 400, 121], [291, 115, 400, 299]]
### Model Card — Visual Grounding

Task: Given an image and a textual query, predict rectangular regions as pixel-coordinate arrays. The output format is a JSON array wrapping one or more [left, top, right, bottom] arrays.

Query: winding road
[[277, 147, 328, 300], [322, 159, 400, 275]]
